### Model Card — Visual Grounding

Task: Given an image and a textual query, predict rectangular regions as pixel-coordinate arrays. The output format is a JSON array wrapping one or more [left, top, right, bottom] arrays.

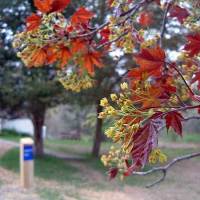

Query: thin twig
[[71, 22, 109, 39], [97, 30, 129, 49], [133, 152, 200, 188], [159, 2, 173, 47], [167, 62, 195, 96], [184, 116, 200, 121]]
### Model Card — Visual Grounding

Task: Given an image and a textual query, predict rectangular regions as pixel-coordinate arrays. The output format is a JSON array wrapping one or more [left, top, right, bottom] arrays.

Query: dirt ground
[[0, 140, 200, 200]]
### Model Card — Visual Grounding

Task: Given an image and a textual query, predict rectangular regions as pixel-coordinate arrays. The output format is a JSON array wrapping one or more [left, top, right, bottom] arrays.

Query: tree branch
[[183, 116, 200, 121], [167, 62, 195, 96], [97, 30, 129, 49], [159, 1, 172, 47], [133, 152, 200, 188]]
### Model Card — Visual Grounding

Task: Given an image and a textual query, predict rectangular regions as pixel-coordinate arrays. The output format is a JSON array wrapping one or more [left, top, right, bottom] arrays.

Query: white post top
[[20, 138, 34, 145]]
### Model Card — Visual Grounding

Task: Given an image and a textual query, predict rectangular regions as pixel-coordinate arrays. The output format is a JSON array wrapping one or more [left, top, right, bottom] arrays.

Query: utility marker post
[[20, 138, 34, 189]]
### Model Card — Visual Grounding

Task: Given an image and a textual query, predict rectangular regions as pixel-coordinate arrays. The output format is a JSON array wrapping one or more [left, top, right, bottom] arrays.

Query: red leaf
[[108, 168, 118, 180], [34, 0, 70, 13], [138, 12, 153, 27], [129, 46, 165, 79], [135, 46, 165, 69], [154, 0, 160, 5], [184, 33, 200, 57], [100, 27, 111, 44], [169, 5, 189, 24], [127, 114, 163, 173], [51, 0, 71, 12], [165, 111, 184, 136], [71, 7, 94, 25], [26, 14, 41, 31]]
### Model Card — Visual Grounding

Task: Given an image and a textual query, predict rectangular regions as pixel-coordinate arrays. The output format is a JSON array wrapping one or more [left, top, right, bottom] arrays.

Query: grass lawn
[[0, 130, 200, 199], [160, 130, 200, 143], [0, 130, 200, 185], [37, 188, 64, 200], [0, 148, 81, 183], [0, 129, 111, 156], [0, 130, 23, 142], [0, 145, 200, 188], [1, 129, 200, 157]]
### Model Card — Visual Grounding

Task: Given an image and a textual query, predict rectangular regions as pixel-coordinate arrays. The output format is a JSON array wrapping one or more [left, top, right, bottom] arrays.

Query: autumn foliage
[[13, 0, 200, 179]]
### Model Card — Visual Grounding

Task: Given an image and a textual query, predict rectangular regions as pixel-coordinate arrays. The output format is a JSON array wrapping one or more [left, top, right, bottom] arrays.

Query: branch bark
[[133, 152, 200, 188], [159, 1, 172, 47]]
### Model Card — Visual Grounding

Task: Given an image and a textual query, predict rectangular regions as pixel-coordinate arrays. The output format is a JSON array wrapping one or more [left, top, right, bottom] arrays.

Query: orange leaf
[[30, 48, 47, 67], [34, 0, 53, 13], [71, 39, 87, 54], [138, 12, 153, 27], [46, 46, 58, 65], [59, 46, 72, 68], [71, 7, 94, 25], [34, 0, 70, 13], [26, 14, 41, 31], [128, 66, 161, 80], [83, 51, 103, 75], [108, 0, 114, 7]]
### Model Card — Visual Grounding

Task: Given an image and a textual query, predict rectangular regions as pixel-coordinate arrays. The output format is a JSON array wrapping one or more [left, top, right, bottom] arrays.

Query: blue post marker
[[24, 145, 34, 161], [20, 138, 34, 188]]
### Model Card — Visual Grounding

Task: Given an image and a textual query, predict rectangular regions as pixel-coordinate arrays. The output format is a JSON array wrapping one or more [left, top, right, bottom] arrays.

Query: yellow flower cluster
[[183, 4, 200, 33], [101, 146, 129, 171], [99, 82, 130, 119], [182, 64, 198, 81], [169, 95, 179, 105], [57, 71, 94, 92], [169, 78, 190, 104], [110, 0, 131, 10], [108, 1, 136, 54], [12, 13, 68, 67], [14, 13, 65, 48], [140, 36, 160, 49], [177, 53, 189, 62], [123, 33, 135, 54], [100, 82, 149, 172], [184, 16, 200, 32], [149, 149, 167, 164]]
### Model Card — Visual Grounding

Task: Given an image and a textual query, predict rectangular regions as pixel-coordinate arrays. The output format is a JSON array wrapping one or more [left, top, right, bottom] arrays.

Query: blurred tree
[[1, 0, 186, 159], [0, 1, 67, 156], [9, 0, 200, 183]]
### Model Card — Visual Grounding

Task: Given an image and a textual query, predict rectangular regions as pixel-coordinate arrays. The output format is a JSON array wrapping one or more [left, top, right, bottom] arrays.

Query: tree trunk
[[92, 101, 103, 157], [31, 107, 45, 156]]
